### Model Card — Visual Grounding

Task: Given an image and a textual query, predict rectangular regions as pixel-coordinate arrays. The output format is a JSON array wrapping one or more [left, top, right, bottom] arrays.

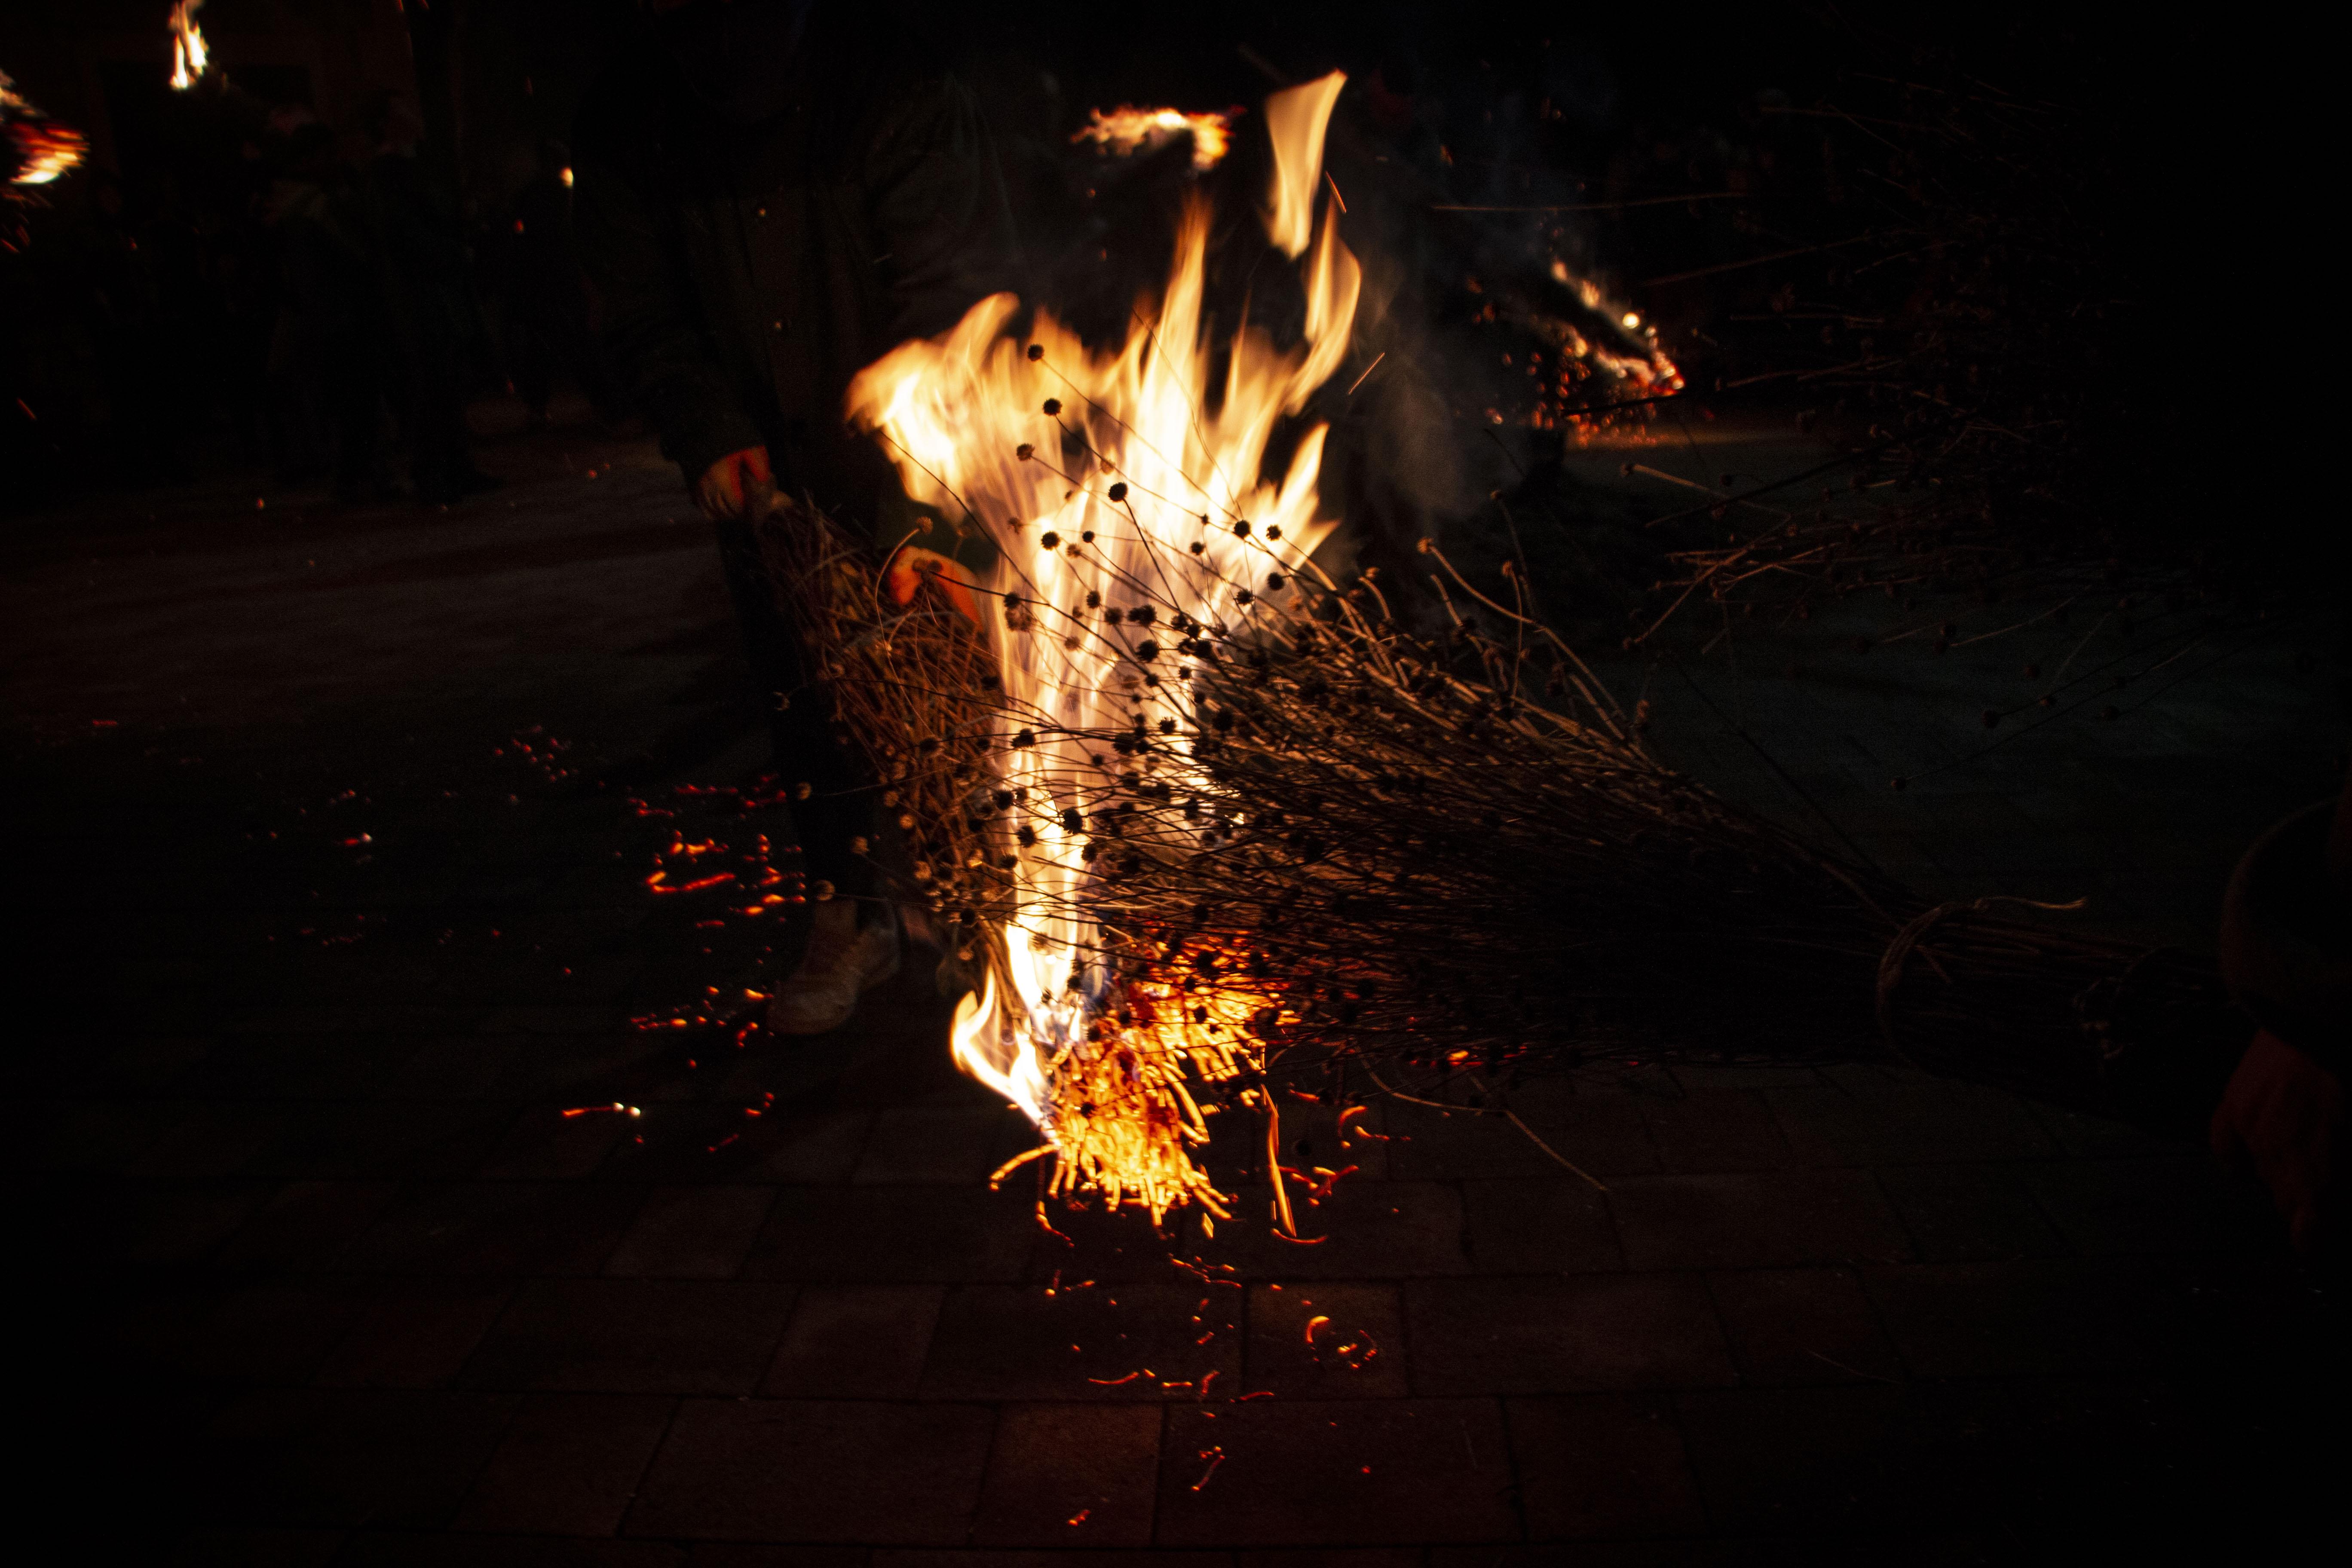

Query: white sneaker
[[766, 901, 901, 1035]]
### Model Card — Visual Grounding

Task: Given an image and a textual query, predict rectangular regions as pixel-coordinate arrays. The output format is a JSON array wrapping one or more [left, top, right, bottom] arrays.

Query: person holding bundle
[[574, 0, 1013, 1032]]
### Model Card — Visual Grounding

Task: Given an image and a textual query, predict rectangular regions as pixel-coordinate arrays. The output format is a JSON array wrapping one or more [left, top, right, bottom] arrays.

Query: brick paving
[[4, 410, 2339, 1560]]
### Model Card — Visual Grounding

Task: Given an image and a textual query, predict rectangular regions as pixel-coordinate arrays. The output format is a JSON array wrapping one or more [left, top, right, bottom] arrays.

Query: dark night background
[[1, 2, 2336, 1562], [1, 0, 2267, 515]]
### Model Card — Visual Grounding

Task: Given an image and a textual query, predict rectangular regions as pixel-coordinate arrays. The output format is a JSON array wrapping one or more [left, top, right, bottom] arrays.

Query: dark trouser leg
[[408, 351, 473, 501], [508, 311, 552, 417], [542, 299, 625, 422], [712, 511, 878, 904], [329, 338, 384, 495]]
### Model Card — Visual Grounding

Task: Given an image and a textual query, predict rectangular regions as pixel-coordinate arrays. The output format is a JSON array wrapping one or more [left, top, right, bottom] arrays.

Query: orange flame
[[169, 2, 208, 92], [1073, 106, 1234, 170], [1261, 73, 1345, 258], [3, 74, 85, 187], [845, 73, 1359, 1218], [6, 118, 83, 187]]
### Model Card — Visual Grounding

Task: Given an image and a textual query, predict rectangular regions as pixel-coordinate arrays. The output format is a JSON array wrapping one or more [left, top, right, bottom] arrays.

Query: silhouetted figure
[[355, 90, 498, 505], [504, 138, 624, 427], [78, 174, 185, 485], [264, 123, 388, 496], [574, 0, 1012, 1032], [2214, 771, 2352, 1255]]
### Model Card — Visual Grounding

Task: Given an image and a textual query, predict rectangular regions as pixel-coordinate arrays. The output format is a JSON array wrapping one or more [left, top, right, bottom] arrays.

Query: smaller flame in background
[[1, 74, 85, 189], [3, 69, 86, 253], [1542, 259, 1679, 407], [169, 1, 209, 92], [1073, 106, 1236, 171], [1478, 258, 1681, 439]]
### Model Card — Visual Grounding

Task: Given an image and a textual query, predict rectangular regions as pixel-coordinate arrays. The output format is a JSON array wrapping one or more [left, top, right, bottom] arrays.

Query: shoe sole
[[767, 944, 903, 1035]]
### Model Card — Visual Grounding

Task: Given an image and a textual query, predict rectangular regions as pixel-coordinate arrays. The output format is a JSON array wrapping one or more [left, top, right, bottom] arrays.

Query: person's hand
[[695, 446, 772, 521], [886, 545, 981, 628], [2212, 1028, 2340, 1254]]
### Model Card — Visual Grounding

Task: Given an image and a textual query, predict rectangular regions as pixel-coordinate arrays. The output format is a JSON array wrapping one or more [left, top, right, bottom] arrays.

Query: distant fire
[[1073, 106, 1236, 170], [1475, 257, 1682, 436], [849, 76, 1360, 1222], [2, 72, 85, 200], [169, 2, 209, 91], [1544, 259, 1678, 395]]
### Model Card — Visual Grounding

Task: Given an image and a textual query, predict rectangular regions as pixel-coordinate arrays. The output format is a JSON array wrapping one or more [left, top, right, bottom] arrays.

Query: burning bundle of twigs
[[760, 489, 2236, 1225], [750, 73, 2236, 1231]]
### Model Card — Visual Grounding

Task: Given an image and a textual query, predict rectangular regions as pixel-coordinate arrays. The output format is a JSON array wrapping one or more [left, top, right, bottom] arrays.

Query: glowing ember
[[1534, 259, 1681, 426], [2, 74, 86, 188], [169, 2, 209, 91], [846, 74, 1361, 1223], [1073, 106, 1234, 170]]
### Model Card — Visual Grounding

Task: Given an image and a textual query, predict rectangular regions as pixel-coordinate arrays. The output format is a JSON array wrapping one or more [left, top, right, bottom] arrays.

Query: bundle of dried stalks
[[1630, 65, 2229, 643], [758, 492, 2238, 1214]]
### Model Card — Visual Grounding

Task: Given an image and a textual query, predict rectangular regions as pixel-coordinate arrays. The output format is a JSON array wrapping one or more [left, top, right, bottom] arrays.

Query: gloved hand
[[885, 545, 981, 628], [695, 445, 773, 520], [2212, 1028, 2340, 1254]]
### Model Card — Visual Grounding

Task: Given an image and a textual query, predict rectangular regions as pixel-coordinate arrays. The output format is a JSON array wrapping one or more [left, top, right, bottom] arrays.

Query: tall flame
[[1261, 73, 1345, 259], [844, 73, 1359, 1218], [169, 2, 208, 92]]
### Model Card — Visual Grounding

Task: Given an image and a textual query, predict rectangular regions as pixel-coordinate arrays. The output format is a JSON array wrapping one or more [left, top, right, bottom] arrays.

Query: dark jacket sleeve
[[861, 75, 1019, 349], [573, 89, 765, 484], [849, 75, 1019, 572]]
